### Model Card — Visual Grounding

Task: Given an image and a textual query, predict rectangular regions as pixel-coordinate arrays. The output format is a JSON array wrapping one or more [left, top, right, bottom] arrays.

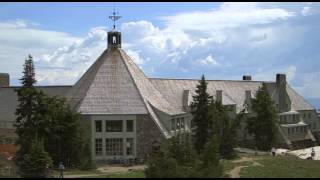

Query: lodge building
[[0, 27, 319, 162]]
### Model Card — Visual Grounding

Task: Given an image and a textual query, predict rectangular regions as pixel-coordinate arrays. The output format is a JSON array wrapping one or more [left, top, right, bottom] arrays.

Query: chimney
[[0, 73, 9, 87], [276, 74, 290, 112], [216, 90, 222, 103], [276, 74, 286, 87], [242, 75, 252, 81]]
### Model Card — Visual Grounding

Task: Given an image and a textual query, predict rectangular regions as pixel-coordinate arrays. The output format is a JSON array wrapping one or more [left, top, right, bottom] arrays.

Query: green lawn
[[240, 155, 320, 178], [80, 170, 145, 178]]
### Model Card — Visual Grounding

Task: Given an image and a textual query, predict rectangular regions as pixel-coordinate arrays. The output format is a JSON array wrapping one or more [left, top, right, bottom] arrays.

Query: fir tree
[[201, 135, 223, 178], [213, 100, 237, 159], [14, 55, 40, 166], [247, 83, 278, 151], [18, 141, 52, 178], [190, 75, 213, 153]]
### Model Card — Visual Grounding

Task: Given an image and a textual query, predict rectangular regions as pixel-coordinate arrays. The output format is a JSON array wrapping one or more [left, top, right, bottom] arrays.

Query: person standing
[[311, 147, 316, 160], [271, 147, 276, 157], [59, 162, 65, 178]]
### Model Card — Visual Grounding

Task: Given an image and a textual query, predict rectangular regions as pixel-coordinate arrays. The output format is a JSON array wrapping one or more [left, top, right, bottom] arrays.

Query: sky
[[1, 2, 320, 109]]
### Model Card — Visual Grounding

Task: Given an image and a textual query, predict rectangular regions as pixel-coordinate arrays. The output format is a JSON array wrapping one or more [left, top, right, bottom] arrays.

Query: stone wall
[[136, 114, 165, 160]]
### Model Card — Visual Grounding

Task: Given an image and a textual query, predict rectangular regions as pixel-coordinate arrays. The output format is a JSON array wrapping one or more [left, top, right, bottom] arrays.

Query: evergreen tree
[[35, 94, 92, 168], [212, 100, 237, 159], [247, 83, 278, 151], [19, 141, 52, 178], [201, 135, 223, 178], [145, 133, 201, 178], [14, 55, 40, 166], [14, 55, 93, 171], [190, 75, 213, 153]]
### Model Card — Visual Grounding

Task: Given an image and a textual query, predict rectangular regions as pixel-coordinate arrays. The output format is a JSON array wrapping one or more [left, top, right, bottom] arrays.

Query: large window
[[126, 120, 134, 132], [95, 138, 103, 156], [176, 118, 180, 129], [95, 120, 102, 132], [171, 119, 176, 131], [126, 138, 134, 156], [106, 120, 123, 132], [106, 138, 123, 156], [180, 117, 185, 130]]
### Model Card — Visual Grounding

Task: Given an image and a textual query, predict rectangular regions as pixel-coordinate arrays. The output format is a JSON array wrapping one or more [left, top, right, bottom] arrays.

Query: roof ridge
[[149, 77, 274, 83]]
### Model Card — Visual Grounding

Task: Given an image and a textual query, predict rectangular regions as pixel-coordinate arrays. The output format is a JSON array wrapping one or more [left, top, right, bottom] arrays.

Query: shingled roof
[[67, 48, 184, 116], [150, 79, 315, 113]]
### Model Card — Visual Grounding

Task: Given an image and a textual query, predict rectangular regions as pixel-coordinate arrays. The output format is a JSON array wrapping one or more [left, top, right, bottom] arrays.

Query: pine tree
[[213, 100, 237, 159], [14, 55, 40, 166], [19, 141, 52, 178], [247, 83, 278, 151], [190, 75, 213, 153], [201, 135, 223, 178]]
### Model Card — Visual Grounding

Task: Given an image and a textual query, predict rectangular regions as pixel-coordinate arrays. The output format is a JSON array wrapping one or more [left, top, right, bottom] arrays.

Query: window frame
[[106, 120, 123, 132], [95, 138, 103, 156], [95, 120, 102, 133]]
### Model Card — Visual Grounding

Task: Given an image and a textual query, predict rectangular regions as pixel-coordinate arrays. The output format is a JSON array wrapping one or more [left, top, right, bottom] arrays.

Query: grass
[[51, 168, 103, 176], [240, 155, 320, 178], [80, 170, 145, 178]]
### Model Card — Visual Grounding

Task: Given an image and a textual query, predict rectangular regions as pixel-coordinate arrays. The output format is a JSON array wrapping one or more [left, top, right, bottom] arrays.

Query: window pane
[[181, 117, 185, 130], [95, 138, 102, 156], [95, 120, 102, 132], [126, 138, 134, 156], [171, 119, 176, 131], [127, 120, 134, 132], [106, 120, 123, 132], [106, 138, 123, 156], [176, 118, 180, 129]]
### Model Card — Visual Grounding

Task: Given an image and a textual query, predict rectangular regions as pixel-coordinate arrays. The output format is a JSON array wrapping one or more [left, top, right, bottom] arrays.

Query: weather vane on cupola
[[109, 2, 121, 30], [107, 2, 122, 49]]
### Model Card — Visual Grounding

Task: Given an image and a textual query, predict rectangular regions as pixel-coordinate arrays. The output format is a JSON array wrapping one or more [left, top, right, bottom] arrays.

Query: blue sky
[[1, 2, 320, 109]]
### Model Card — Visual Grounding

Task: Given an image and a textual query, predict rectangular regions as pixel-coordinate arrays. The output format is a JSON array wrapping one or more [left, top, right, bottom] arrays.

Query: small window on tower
[[113, 36, 117, 44]]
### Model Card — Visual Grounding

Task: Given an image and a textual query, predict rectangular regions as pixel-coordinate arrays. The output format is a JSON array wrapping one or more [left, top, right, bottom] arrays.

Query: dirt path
[[227, 156, 263, 178]]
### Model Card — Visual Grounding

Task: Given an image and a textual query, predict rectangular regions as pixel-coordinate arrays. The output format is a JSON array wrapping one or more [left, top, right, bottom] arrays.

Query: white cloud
[[195, 55, 219, 66], [302, 6, 311, 16], [159, 2, 295, 32], [3, 2, 320, 103], [0, 19, 80, 82], [286, 65, 296, 83]]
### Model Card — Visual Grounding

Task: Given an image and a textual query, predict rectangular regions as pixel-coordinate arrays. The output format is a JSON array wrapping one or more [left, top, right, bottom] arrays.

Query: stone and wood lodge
[[0, 28, 319, 162]]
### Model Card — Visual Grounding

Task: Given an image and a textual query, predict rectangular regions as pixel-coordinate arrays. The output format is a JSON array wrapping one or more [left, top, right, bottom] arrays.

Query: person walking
[[58, 162, 65, 178], [311, 147, 316, 160], [271, 147, 276, 157]]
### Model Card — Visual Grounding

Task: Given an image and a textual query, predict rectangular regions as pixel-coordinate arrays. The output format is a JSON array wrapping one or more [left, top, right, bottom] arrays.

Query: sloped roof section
[[150, 79, 263, 113], [286, 84, 315, 110], [119, 49, 185, 115], [68, 48, 148, 114], [150, 79, 315, 112]]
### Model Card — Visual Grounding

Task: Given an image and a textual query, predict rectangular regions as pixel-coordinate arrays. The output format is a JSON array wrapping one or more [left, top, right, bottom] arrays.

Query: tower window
[[113, 36, 117, 44]]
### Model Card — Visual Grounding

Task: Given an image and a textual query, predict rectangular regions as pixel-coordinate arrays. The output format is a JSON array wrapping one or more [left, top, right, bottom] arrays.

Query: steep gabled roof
[[67, 48, 148, 114], [67, 48, 183, 116]]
